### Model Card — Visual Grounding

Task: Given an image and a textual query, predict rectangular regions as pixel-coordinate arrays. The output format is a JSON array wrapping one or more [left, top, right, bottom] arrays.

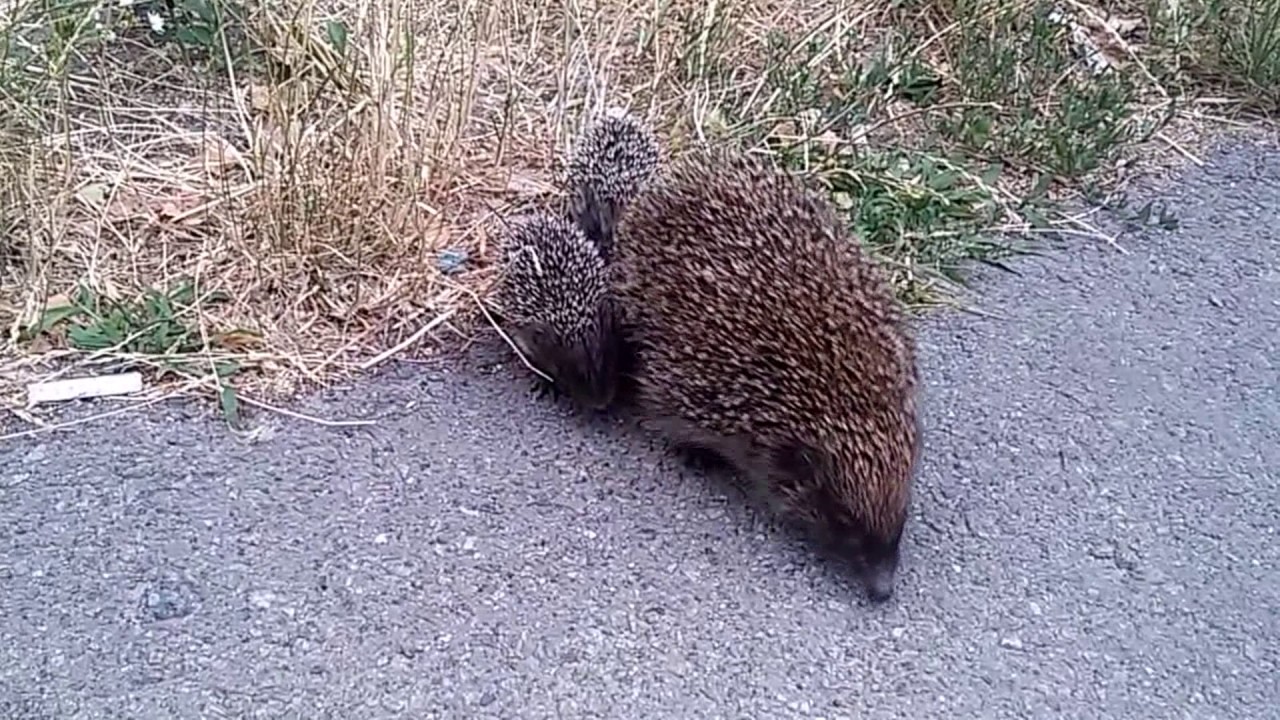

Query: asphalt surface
[[2, 140, 1278, 719]]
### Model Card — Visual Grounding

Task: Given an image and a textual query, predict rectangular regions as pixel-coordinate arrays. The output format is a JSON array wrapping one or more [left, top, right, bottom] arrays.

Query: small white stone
[[1000, 636, 1024, 650]]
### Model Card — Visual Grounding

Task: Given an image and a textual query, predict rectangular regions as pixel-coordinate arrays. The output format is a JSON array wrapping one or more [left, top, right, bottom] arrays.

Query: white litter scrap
[[27, 372, 145, 407]]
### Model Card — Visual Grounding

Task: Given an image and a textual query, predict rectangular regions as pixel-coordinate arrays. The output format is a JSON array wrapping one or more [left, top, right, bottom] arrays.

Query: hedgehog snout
[[557, 328, 621, 412], [827, 519, 902, 604], [860, 558, 897, 603], [564, 367, 617, 411]]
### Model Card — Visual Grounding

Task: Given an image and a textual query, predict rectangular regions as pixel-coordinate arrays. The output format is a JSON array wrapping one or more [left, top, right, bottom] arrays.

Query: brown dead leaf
[[771, 118, 798, 138], [1110, 16, 1143, 37], [75, 182, 109, 211], [200, 135, 244, 178], [1075, 8, 1143, 38], [419, 215, 451, 250], [44, 293, 73, 310], [212, 329, 264, 350], [17, 292, 74, 332], [26, 333, 57, 353], [1055, 4, 1146, 73], [247, 82, 272, 113], [155, 193, 211, 226], [101, 185, 148, 223]]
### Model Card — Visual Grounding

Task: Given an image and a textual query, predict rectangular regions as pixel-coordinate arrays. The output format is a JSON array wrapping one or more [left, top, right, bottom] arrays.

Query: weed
[[1146, 0, 1280, 111], [827, 151, 1034, 307], [20, 278, 253, 425], [1, 0, 481, 411]]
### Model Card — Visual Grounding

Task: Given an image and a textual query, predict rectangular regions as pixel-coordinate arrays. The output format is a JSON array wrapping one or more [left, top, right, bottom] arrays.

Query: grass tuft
[[2, 0, 1277, 420]]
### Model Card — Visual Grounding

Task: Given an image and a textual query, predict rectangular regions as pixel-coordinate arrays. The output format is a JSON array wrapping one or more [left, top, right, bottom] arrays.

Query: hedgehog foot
[[672, 442, 731, 474], [529, 376, 563, 403]]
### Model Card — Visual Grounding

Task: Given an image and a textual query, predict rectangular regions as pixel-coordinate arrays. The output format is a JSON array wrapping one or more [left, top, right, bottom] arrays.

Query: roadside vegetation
[[2, 0, 1276, 427]]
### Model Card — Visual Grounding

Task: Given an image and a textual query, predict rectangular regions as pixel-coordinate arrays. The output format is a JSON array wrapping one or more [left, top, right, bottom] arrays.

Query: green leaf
[[204, 289, 232, 304], [178, 25, 214, 46], [926, 170, 959, 192], [73, 284, 100, 315], [151, 291, 175, 321], [214, 360, 242, 378], [169, 279, 197, 306], [1021, 205, 1050, 229], [979, 162, 1003, 187], [1026, 172, 1053, 201], [67, 326, 109, 350], [325, 20, 349, 55], [219, 383, 241, 427], [185, 0, 218, 24], [35, 303, 84, 333], [830, 191, 855, 211]]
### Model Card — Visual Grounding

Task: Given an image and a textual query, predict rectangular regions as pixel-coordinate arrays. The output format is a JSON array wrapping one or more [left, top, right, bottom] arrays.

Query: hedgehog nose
[[862, 564, 896, 603]]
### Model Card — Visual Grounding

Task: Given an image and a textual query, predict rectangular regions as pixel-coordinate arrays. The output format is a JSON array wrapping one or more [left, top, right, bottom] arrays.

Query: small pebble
[[249, 589, 278, 610], [437, 248, 470, 275], [24, 444, 47, 463], [143, 577, 199, 621]]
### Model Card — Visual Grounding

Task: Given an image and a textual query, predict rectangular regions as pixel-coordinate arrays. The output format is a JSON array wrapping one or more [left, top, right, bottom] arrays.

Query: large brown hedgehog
[[492, 211, 623, 410], [607, 148, 923, 603]]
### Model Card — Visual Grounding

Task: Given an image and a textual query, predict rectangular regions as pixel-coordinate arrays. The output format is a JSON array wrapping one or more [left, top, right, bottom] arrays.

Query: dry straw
[[2, 0, 1274, 430]]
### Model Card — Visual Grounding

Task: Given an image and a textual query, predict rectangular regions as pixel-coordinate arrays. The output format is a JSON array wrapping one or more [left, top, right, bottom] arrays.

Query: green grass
[[1146, 0, 1280, 108]]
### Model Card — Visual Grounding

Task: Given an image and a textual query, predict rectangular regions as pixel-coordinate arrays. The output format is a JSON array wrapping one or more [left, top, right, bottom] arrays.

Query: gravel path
[[2, 140, 1277, 719]]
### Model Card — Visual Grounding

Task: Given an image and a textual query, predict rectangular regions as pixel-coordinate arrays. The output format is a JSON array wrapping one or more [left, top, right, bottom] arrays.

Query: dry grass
[[1, 0, 1277, 429]]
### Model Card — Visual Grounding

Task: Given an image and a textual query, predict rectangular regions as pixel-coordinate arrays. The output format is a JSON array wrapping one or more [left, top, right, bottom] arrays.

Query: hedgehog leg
[[672, 442, 732, 474], [529, 375, 563, 402]]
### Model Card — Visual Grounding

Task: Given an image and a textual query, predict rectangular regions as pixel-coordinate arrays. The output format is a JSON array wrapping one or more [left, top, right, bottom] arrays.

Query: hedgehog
[[489, 108, 661, 410], [601, 147, 924, 603], [491, 211, 624, 411], [565, 106, 661, 260]]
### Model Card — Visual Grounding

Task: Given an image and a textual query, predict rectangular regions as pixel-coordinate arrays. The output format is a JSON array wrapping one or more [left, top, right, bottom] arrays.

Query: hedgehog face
[[768, 441, 907, 603], [513, 299, 622, 412], [811, 498, 904, 603], [832, 519, 903, 604]]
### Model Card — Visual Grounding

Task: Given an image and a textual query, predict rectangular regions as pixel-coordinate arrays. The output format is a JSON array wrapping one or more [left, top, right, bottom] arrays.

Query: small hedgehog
[[489, 108, 660, 411], [566, 107, 661, 259], [492, 212, 623, 411], [605, 148, 923, 603]]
